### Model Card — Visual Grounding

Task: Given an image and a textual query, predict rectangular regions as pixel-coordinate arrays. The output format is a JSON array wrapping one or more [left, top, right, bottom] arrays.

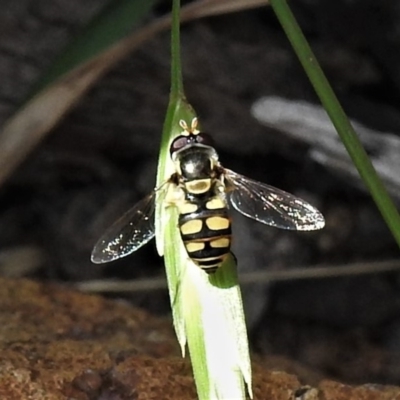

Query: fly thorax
[[184, 178, 212, 195], [178, 148, 212, 178], [173, 145, 219, 195]]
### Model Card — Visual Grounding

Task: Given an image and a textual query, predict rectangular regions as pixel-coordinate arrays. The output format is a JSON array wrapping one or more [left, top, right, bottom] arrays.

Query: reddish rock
[[0, 278, 400, 399]]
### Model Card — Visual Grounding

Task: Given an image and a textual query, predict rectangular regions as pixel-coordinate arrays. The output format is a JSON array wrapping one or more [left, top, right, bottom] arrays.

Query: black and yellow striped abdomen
[[178, 193, 231, 274]]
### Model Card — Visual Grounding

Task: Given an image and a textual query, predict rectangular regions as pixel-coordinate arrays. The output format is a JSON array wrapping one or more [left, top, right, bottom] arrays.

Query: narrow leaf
[[270, 0, 400, 246], [30, 0, 158, 97], [155, 1, 253, 398]]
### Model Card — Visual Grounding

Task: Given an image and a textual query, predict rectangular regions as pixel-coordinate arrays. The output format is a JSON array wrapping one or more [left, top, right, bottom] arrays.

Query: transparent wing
[[91, 192, 157, 264], [224, 168, 325, 231]]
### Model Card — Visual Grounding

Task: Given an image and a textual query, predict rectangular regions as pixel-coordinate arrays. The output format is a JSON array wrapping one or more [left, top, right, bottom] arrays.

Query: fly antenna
[[179, 119, 189, 132], [191, 117, 200, 134], [179, 118, 200, 135]]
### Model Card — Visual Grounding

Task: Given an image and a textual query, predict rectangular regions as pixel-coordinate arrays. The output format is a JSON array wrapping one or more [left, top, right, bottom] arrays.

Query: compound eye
[[170, 135, 189, 155], [196, 132, 214, 146]]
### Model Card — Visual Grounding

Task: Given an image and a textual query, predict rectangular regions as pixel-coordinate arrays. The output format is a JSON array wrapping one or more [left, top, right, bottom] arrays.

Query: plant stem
[[270, 0, 400, 246], [171, 0, 184, 97]]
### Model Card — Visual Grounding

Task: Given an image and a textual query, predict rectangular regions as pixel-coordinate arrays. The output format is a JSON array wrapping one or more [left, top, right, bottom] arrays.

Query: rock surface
[[0, 277, 399, 399]]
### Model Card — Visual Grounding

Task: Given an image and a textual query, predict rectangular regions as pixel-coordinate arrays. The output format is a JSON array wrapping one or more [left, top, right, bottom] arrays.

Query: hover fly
[[91, 118, 324, 273]]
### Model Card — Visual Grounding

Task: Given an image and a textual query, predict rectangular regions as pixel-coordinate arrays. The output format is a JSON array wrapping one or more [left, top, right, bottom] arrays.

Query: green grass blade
[[270, 0, 400, 246], [155, 97, 194, 353], [170, 0, 183, 96], [155, 0, 252, 398], [183, 256, 251, 399], [30, 0, 157, 96]]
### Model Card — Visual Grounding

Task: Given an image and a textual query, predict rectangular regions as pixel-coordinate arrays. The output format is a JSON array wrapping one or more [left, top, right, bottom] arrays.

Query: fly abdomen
[[179, 213, 231, 241], [178, 195, 231, 273]]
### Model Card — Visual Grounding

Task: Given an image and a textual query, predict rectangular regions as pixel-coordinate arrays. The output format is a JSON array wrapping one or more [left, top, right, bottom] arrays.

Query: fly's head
[[170, 118, 218, 181]]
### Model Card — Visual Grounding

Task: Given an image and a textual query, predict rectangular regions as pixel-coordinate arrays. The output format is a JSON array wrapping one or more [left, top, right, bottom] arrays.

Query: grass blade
[[30, 0, 157, 97], [270, 0, 400, 246], [155, 1, 252, 398]]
